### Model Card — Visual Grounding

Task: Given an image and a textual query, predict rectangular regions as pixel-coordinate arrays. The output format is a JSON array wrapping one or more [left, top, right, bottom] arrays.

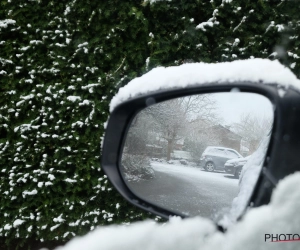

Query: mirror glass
[[121, 91, 274, 223]]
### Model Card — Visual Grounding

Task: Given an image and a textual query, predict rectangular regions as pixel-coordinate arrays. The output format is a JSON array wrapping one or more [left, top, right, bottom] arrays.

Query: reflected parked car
[[224, 155, 252, 178], [199, 146, 243, 172]]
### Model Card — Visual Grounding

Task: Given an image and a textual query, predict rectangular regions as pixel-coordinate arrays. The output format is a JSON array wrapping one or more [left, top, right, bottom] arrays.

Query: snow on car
[[57, 173, 300, 250], [224, 155, 252, 178]]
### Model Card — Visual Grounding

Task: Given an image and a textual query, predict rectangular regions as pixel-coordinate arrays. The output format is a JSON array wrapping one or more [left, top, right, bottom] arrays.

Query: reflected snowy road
[[127, 162, 239, 220]]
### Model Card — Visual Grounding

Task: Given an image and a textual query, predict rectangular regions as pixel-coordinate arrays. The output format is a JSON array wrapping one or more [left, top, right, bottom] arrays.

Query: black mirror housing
[[101, 81, 300, 220]]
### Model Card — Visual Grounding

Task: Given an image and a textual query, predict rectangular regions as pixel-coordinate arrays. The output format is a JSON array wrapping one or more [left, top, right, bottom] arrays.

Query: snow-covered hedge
[[122, 154, 155, 182], [0, 1, 155, 247], [0, 0, 299, 248]]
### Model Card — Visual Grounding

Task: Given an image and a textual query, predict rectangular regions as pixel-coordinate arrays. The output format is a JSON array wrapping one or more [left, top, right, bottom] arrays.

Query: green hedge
[[0, 0, 299, 247]]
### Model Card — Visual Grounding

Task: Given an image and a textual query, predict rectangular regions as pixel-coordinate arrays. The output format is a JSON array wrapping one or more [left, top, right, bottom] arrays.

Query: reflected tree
[[145, 94, 218, 160], [231, 113, 273, 153]]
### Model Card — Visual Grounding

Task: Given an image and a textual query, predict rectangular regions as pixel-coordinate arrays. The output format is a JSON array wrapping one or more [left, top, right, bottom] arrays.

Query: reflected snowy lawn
[[126, 161, 239, 220]]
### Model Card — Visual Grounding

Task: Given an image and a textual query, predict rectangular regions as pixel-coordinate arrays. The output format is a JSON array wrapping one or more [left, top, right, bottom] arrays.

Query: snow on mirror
[[121, 92, 274, 222]]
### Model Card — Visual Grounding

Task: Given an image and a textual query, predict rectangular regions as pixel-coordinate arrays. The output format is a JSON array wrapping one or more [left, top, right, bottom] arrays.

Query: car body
[[199, 146, 243, 172], [224, 155, 251, 178]]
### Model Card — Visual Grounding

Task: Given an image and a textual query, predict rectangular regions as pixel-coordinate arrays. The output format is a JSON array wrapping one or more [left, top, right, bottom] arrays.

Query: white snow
[[79, 100, 90, 106], [55, 172, 300, 250], [233, 17, 246, 32], [55, 43, 66, 47], [288, 52, 300, 59], [48, 174, 55, 181], [81, 84, 99, 91], [16, 100, 25, 107], [13, 219, 25, 228], [196, 21, 214, 31], [51, 224, 61, 231], [56, 217, 216, 250], [152, 162, 238, 187], [67, 96, 81, 102], [65, 178, 77, 183], [22, 189, 38, 197], [220, 136, 270, 227], [54, 214, 65, 223], [0, 19, 16, 28], [4, 224, 12, 230], [29, 40, 42, 45], [20, 94, 34, 100], [72, 121, 84, 128], [109, 59, 300, 112], [276, 24, 285, 32], [78, 42, 88, 48]]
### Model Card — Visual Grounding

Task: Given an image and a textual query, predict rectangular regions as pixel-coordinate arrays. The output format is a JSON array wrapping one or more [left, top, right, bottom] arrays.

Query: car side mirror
[[101, 60, 300, 228], [102, 85, 278, 224]]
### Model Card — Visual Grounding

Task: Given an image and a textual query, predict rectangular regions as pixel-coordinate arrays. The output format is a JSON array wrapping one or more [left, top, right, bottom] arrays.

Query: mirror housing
[[101, 81, 300, 223]]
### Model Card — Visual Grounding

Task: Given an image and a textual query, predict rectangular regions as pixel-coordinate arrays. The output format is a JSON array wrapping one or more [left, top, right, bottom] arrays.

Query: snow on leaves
[[22, 189, 38, 198], [0, 19, 16, 29]]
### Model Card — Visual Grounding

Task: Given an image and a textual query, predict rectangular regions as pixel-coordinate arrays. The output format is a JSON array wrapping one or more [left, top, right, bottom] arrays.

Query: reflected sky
[[211, 92, 274, 125]]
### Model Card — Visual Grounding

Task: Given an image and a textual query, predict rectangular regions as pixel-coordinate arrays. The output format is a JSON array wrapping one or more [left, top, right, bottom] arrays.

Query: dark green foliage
[[0, 0, 299, 248], [0, 0, 156, 247]]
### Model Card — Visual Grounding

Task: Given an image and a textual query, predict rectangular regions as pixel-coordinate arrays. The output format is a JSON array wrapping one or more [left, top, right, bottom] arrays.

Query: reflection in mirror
[[121, 92, 274, 223]]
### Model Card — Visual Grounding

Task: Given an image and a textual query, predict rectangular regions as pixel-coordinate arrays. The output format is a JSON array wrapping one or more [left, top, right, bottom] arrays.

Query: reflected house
[[145, 123, 243, 159], [206, 125, 242, 153]]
